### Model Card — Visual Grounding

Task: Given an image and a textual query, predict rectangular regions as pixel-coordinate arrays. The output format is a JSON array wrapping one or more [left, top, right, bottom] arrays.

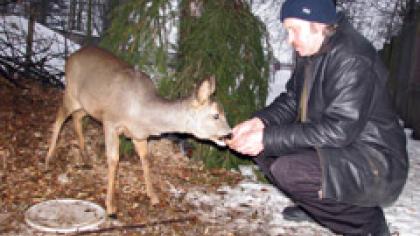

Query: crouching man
[[227, 0, 409, 235]]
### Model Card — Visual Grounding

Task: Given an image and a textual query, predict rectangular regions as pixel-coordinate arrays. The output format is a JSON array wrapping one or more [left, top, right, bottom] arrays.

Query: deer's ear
[[195, 76, 216, 105]]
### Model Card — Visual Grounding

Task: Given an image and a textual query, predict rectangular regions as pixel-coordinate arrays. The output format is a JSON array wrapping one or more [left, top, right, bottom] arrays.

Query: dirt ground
[[0, 77, 244, 236]]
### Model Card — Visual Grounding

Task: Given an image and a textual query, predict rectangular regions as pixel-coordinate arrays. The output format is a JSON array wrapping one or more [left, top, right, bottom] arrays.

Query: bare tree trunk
[[85, 0, 93, 45], [103, 0, 120, 35], [391, 0, 419, 138], [25, 2, 37, 74], [407, 0, 416, 22], [38, 0, 48, 24], [69, 0, 76, 30], [64, 1, 72, 59], [408, 0, 420, 139], [76, 0, 84, 31]]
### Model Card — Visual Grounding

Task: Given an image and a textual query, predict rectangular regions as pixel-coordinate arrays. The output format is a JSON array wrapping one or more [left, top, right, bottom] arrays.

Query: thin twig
[[70, 215, 197, 236]]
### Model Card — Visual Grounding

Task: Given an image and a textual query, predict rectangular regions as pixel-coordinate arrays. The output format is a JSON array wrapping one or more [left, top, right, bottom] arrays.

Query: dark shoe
[[345, 213, 391, 236], [345, 224, 390, 236], [371, 217, 390, 236], [282, 205, 314, 223]]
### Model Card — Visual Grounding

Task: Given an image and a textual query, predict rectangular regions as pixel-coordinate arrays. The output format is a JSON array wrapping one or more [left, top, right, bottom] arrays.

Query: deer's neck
[[150, 97, 193, 135]]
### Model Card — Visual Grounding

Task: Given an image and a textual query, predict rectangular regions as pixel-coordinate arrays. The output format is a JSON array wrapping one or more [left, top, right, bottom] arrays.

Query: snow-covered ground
[[180, 130, 420, 236], [0, 15, 80, 83]]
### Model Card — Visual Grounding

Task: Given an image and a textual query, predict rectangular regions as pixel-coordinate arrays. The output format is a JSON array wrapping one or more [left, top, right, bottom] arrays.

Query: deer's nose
[[221, 133, 232, 141]]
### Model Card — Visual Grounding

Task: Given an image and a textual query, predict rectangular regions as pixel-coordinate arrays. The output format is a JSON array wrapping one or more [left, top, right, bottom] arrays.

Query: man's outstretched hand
[[226, 117, 264, 156]]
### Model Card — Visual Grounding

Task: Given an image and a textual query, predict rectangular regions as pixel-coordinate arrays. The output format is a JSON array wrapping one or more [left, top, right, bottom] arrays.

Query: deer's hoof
[[108, 213, 118, 219]]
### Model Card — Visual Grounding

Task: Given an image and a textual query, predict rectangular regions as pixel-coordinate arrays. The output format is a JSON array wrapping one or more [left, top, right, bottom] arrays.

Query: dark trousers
[[254, 149, 386, 235]]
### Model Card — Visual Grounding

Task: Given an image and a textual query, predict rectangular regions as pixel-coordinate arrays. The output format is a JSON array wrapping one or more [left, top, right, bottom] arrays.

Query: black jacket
[[254, 14, 408, 207]]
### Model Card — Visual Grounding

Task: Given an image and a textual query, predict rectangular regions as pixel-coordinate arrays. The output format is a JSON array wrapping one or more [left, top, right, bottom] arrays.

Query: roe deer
[[45, 46, 231, 217]]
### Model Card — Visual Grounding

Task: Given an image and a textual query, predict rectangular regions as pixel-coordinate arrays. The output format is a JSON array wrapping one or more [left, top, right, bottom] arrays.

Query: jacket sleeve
[[263, 56, 375, 156], [253, 74, 298, 126]]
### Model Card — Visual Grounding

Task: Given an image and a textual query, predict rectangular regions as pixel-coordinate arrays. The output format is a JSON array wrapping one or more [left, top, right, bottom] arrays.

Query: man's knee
[[268, 152, 322, 196], [269, 158, 297, 191]]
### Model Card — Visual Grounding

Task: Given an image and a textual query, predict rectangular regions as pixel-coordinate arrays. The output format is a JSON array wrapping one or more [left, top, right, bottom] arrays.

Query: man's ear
[[194, 75, 216, 105]]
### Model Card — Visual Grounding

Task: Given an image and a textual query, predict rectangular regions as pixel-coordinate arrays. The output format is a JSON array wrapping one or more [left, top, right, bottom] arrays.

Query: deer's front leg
[[133, 140, 159, 205], [103, 123, 120, 217]]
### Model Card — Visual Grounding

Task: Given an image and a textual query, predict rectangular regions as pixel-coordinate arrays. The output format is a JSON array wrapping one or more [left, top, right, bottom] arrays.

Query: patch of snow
[[0, 15, 80, 82], [179, 130, 420, 235]]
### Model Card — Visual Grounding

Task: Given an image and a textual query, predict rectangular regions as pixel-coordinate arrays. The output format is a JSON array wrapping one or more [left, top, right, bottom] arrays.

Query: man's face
[[283, 18, 326, 56]]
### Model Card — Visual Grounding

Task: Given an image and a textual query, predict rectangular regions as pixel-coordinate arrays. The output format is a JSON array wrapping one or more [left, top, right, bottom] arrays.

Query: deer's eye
[[213, 114, 220, 120]]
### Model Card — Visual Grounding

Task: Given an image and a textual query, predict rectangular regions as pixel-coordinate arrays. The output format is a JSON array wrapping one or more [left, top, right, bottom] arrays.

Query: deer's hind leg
[[45, 94, 81, 168], [133, 139, 159, 205], [72, 110, 90, 167]]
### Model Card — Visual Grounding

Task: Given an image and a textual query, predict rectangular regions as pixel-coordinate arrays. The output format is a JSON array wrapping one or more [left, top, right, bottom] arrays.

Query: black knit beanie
[[280, 0, 337, 24]]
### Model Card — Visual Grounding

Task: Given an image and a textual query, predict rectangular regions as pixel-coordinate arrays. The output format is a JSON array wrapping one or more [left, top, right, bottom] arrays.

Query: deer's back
[[64, 47, 159, 122]]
